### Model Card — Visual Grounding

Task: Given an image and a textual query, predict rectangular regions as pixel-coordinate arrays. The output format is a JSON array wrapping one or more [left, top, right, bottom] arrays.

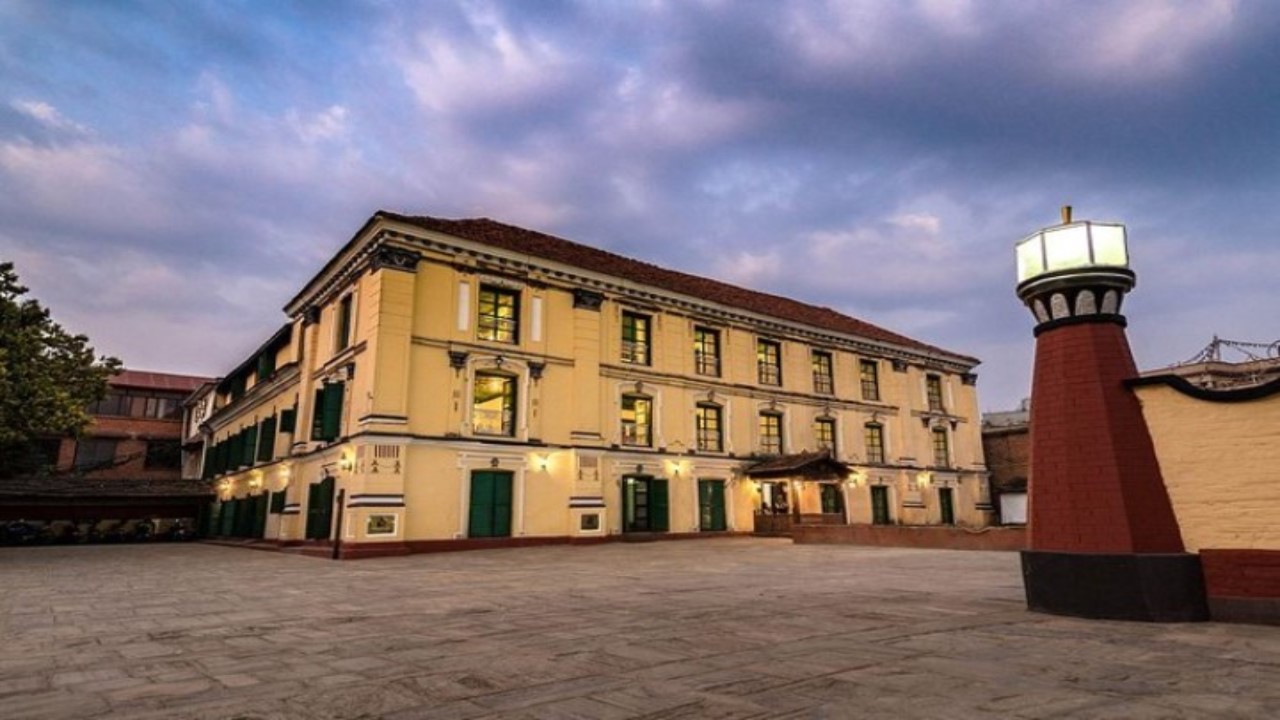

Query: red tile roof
[[111, 370, 214, 393], [381, 212, 977, 364]]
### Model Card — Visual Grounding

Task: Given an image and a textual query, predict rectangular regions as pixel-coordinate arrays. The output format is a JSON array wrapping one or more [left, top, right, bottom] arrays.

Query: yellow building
[[201, 211, 988, 557]]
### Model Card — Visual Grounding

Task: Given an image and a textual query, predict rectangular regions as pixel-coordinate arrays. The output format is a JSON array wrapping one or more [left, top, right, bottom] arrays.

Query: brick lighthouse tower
[[1015, 208, 1207, 622]]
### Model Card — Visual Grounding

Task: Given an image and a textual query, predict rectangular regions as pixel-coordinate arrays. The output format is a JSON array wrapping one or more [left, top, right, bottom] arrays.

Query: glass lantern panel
[[1043, 224, 1092, 272], [1091, 224, 1128, 267], [1016, 234, 1045, 283]]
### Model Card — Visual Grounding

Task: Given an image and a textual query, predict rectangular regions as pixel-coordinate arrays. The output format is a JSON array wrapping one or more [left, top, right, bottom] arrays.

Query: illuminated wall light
[[529, 452, 552, 473]]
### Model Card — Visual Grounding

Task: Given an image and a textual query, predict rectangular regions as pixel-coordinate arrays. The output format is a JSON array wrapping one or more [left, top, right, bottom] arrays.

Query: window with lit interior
[[696, 403, 723, 453], [864, 423, 885, 464], [860, 360, 880, 401], [759, 412, 783, 455], [694, 327, 720, 376], [620, 394, 652, 447], [621, 312, 651, 365], [815, 417, 836, 454], [477, 286, 520, 344], [812, 351, 834, 395], [473, 372, 517, 436], [757, 339, 782, 386]]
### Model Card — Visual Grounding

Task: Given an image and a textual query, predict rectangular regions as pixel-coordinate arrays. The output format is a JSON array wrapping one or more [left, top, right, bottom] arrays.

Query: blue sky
[[2, 0, 1277, 412]]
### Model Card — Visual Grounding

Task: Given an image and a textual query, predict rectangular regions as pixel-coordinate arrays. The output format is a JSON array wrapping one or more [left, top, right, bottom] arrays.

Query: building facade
[[204, 212, 988, 557]]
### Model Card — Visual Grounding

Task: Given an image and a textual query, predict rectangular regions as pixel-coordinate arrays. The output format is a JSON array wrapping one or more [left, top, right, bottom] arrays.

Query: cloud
[[288, 105, 348, 144], [1, 0, 1277, 413], [1051, 0, 1239, 83], [593, 72, 767, 151], [398, 3, 578, 116], [10, 99, 91, 135]]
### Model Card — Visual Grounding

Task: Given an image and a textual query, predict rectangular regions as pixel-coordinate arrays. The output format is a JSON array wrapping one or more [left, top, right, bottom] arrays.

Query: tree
[[0, 262, 121, 479]]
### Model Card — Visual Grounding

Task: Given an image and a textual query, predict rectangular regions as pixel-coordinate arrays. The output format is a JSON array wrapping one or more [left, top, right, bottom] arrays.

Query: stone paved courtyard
[[2, 539, 1278, 719]]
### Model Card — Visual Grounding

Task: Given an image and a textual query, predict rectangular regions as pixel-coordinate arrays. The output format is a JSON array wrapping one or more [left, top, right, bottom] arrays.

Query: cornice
[[375, 222, 978, 374], [205, 364, 301, 433], [1126, 373, 1280, 403], [280, 216, 978, 374], [596, 364, 900, 416]]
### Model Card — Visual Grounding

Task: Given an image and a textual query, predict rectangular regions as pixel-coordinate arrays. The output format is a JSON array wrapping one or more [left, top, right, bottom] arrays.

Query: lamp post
[[1015, 207, 1207, 622]]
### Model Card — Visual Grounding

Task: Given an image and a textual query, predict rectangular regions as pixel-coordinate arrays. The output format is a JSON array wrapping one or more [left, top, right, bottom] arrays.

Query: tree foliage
[[1, 261, 121, 478]]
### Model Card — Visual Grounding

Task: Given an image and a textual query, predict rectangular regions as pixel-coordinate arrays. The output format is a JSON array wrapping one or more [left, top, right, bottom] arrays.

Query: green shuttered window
[[311, 383, 345, 442], [242, 423, 257, 467], [257, 415, 277, 463], [321, 382, 344, 440], [228, 433, 244, 469]]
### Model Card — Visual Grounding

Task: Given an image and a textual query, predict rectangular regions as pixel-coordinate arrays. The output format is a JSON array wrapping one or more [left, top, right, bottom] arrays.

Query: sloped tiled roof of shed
[[381, 211, 976, 364], [112, 370, 213, 393]]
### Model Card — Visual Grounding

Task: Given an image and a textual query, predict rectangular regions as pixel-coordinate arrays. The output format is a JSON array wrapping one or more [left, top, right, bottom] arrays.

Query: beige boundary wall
[[1132, 379, 1280, 553]]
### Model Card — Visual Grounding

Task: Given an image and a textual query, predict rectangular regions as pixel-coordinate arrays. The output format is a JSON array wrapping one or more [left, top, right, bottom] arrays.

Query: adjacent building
[[0, 369, 214, 526], [203, 211, 988, 557], [981, 400, 1029, 525]]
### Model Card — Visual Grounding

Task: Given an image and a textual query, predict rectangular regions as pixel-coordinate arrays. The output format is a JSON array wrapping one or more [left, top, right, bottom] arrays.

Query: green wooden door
[[871, 486, 891, 525], [698, 480, 726, 531], [939, 487, 955, 526], [623, 476, 668, 532], [468, 471, 513, 538], [623, 476, 648, 532], [305, 477, 335, 540], [820, 484, 844, 515], [218, 501, 235, 536], [650, 479, 669, 532], [235, 498, 255, 537], [251, 494, 269, 538]]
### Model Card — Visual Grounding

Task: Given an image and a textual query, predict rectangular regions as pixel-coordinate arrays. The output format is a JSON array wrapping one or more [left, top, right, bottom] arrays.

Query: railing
[[752, 512, 845, 535], [813, 374, 834, 395], [696, 430, 722, 453], [621, 340, 649, 365], [758, 362, 781, 386], [695, 353, 720, 376]]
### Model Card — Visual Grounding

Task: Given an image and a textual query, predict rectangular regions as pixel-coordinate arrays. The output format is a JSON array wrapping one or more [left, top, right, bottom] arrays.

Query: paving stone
[[380, 699, 492, 720], [214, 672, 262, 687], [103, 678, 216, 703], [0, 674, 48, 695], [50, 667, 128, 687], [0, 689, 110, 719], [2, 541, 1280, 719]]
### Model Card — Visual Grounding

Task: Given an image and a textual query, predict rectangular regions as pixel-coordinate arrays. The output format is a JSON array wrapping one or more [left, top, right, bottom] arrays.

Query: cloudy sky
[[2, 0, 1277, 412]]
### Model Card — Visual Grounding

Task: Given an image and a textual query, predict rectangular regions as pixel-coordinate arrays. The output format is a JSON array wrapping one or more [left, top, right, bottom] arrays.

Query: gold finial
[[1060, 205, 1073, 224]]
